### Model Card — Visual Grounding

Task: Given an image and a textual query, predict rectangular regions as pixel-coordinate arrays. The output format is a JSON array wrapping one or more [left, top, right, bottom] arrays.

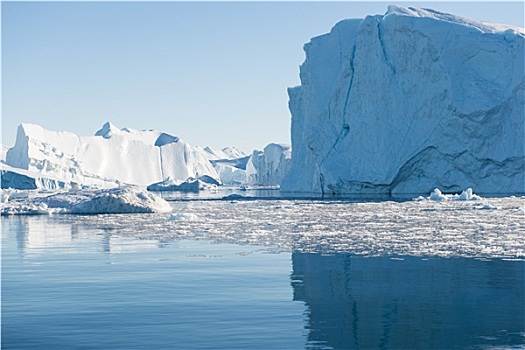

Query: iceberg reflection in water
[[292, 252, 524, 349]]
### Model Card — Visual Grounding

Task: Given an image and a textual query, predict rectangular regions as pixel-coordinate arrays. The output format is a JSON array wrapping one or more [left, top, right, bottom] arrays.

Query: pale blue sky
[[2, 1, 523, 152]]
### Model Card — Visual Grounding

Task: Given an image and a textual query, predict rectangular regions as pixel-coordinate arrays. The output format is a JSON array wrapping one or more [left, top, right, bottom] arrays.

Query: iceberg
[[281, 6, 525, 196], [246, 143, 291, 186], [200, 146, 251, 186], [4, 122, 219, 188], [1, 186, 172, 215], [213, 163, 248, 185], [146, 176, 219, 192], [202, 143, 290, 187]]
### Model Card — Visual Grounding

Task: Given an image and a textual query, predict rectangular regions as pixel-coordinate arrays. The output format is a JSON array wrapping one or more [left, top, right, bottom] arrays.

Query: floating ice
[[147, 177, 218, 192], [170, 213, 198, 221], [48, 195, 525, 259], [416, 188, 483, 201], [1, 186, 172, 215]]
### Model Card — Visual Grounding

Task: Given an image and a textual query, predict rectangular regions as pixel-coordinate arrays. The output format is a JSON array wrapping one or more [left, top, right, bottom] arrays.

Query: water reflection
[[2, 216, 165, 257], [291, 252, 525, 349]]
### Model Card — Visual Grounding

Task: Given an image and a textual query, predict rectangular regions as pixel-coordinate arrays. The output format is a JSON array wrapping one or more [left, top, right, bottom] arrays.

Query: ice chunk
[[417, 188, 483, 202], [69, 187, 172, 214], [170, 213, 198, 221], [147, 177, 217, 192], [1, 186, 172, 215]]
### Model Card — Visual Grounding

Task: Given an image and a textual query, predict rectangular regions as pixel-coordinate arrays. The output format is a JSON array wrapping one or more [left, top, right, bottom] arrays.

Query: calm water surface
[[2, 198, 524, 349]]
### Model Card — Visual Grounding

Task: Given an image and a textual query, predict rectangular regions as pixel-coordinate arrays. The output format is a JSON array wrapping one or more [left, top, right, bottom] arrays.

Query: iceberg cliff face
[[5, 122, 219, 188], [282, 6, 525, 195]]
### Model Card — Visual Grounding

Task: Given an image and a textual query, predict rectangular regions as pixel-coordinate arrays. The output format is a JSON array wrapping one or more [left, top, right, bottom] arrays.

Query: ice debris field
[[7, 187, 521, 259]]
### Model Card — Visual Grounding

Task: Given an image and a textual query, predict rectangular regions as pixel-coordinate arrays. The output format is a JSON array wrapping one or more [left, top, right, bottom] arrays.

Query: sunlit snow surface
[[49, 195, 524, 259]]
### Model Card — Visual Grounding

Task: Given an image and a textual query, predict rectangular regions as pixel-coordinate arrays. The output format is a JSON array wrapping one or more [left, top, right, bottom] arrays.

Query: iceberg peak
[[95, 121, 120, 139], [154, 133, 180, 147]]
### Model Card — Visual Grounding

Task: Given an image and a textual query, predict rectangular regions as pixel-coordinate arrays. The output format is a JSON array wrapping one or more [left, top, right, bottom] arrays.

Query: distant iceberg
[[146, 176, 219, 192], [282, 6, 524, 196], [246, 143, 291, 186]]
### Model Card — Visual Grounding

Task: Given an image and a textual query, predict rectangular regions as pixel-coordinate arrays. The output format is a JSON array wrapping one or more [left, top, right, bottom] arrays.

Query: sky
[[2, 1, 524, 152]]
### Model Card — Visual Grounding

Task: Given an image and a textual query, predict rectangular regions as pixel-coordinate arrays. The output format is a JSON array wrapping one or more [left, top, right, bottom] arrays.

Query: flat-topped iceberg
[[5, 122, 219, 188], [1, 186, 172, 215], [282, 6, 524, 196]]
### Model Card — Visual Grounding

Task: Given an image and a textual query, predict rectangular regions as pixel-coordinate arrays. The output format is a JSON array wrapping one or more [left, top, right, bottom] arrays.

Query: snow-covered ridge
[[282, 5, 524, 195], [200, 146, 247, 160]]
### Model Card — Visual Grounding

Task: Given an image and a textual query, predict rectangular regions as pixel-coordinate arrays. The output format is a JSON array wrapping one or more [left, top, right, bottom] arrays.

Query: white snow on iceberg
[[200, 146, 247, 161]]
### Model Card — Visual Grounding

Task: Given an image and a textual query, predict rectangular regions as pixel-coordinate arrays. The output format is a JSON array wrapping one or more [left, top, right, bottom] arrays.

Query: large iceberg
[[281, 6, 525, 195], [5, 122, 219, 188]]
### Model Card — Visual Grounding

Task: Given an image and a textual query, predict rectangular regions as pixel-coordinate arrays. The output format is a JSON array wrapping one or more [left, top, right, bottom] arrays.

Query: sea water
[[2, 197, 524, 349]]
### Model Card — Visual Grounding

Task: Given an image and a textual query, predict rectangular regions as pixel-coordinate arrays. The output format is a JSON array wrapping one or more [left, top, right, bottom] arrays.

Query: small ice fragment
[[170, 213, 198, 221]]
